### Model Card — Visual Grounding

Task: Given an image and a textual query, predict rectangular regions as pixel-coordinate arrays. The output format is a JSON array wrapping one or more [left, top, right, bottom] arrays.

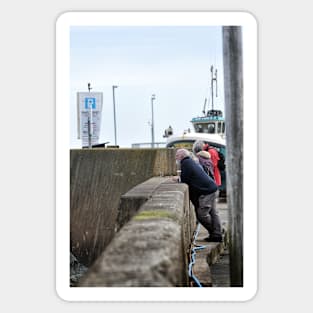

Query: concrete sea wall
[[79, 177, 196, 287], [70, 148, 177, 267]]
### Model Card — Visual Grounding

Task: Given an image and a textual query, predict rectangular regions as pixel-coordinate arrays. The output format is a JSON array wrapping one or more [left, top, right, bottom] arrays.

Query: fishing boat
[[164, 112, 227, 196], [164, 65, 227, 195]]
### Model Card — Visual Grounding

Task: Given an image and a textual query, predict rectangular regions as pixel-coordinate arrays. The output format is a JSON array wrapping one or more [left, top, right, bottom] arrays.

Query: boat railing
[[131, 142, 167, 148]]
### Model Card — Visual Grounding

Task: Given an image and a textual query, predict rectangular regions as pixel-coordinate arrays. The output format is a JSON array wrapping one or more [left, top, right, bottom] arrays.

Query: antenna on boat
[[202, 98, 207, 115], [215, 68, 218, 97], [210, 65, 218, 111]]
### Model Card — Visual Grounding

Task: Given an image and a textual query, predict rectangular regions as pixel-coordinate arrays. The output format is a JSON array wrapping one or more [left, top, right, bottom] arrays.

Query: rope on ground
[[188, 222, 207, 287]]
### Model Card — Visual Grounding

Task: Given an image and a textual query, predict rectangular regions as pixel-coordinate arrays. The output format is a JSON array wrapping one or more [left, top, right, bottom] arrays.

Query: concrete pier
[[70, 148, 230, 287], [70, 148, 176, 267], [79, 177, 196, 287]]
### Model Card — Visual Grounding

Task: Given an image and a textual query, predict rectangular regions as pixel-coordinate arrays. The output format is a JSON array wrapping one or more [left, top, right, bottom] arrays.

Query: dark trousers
[[194, 193, 222, 237]]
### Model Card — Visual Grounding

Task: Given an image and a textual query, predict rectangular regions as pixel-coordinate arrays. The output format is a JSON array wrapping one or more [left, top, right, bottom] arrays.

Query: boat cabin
[[191, 110, 225, 135]]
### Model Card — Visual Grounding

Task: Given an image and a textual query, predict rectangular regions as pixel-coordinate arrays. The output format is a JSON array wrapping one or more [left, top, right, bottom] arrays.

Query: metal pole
[[88, 118, 92, 148], [211, 66, 214, 110], [88, 83, 92, 148], [151, 94, 155, 148], [215, 69, 218, 97], [112, 85, 118, 146], [210, 66, 218, 111], [223, 26, 243, 287]]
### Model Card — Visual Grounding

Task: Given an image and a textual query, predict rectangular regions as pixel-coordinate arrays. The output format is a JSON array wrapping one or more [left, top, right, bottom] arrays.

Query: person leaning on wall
[[175, 148, 222, 242], [203, 143, 221, 188], [192, 140, 215, 179]]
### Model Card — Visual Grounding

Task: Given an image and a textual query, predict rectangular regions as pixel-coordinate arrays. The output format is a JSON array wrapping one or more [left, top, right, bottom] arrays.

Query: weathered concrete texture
[[190, 200, 230, 287], [210, 250, 230, 287], [191, 234, 225, 287], [191, 250, 212, 287], [70, 148, 176, 267], [155, 180, 197, 276], [191, 199, 230, 287], [116, 177, 168, 232], [79, 180, 196, 287]]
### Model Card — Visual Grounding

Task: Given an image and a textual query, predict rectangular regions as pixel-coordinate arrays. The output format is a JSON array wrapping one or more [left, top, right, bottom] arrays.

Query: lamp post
[[151, 94, 156, 148], [112, 85, 118, 146]]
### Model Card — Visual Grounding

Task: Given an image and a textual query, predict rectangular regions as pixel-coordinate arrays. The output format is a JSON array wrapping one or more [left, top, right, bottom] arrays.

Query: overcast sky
[[70, 26, 225, 148]]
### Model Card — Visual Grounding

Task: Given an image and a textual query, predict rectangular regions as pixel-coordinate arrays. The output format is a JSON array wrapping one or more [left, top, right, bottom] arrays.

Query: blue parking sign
[[85, 97, 96, 109]]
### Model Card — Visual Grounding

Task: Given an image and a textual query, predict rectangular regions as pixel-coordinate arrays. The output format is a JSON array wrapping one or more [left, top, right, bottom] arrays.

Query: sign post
[[77, 91, 103, 148]]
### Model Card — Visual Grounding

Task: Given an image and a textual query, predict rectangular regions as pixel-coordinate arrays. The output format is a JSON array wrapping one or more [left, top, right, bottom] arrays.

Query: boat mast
[[210, 65, 218, 111]]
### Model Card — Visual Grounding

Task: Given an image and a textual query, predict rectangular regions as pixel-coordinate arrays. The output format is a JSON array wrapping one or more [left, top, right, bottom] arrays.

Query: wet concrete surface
[[190, 197, 230, 287], [210, 249, 230, 287]]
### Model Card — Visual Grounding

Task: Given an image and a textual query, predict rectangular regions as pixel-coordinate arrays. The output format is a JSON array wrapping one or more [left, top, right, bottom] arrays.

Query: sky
[[70, 26, 225, 148]]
